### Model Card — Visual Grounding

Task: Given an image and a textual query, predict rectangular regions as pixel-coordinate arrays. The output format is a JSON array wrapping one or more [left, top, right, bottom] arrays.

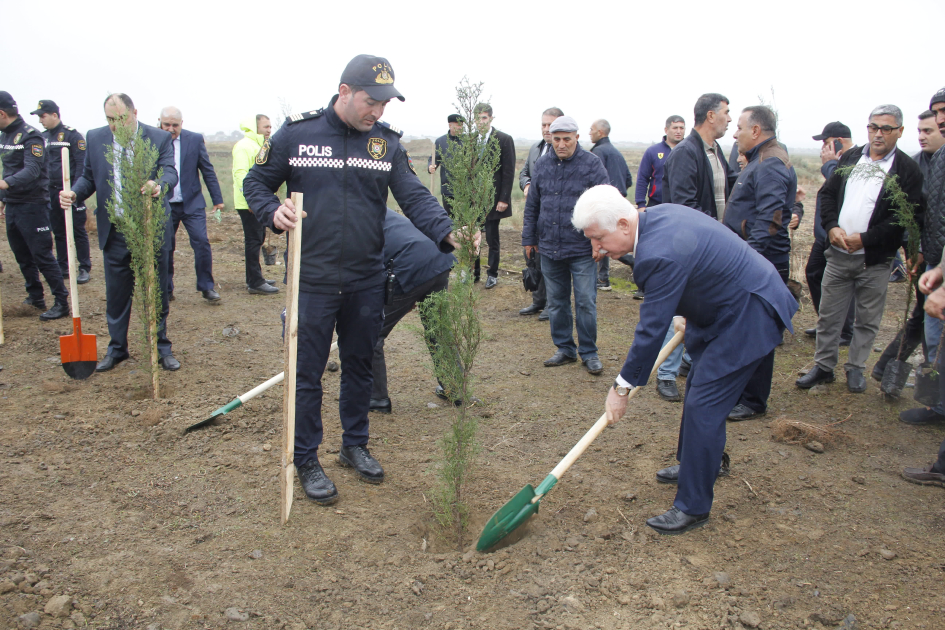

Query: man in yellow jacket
[[233, 114, 278, 294]]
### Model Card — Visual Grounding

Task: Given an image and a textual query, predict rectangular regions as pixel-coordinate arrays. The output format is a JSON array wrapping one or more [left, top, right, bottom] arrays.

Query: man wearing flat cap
[[243, 54, 467, 507], [428, 114, 464, 216], [522, 115, 610, 374], [32, 99, 93, 285]]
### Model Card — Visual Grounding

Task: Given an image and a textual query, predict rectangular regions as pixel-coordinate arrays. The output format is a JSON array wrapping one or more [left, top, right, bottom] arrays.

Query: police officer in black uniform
[[0, 91, 69, 320], [243, 55, 461, 506], [31, 99, 92, 284]]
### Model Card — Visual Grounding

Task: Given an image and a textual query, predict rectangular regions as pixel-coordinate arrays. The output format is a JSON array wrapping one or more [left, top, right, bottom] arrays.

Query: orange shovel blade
[[60, 317, 98, 380]]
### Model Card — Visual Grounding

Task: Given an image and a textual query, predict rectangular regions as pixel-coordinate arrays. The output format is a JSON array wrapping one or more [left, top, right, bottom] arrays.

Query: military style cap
[[0, 91, 17, 111], [549, 116, 579, 133], [30, 99, 59, 115], [812, 121, 851, 141], [339, 54, 404, 102], [930, 87, 945, 109], [447, 114, 465, 124]]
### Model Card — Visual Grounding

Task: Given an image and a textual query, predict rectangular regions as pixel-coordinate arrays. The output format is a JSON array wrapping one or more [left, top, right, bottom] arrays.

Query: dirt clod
[[739, 610, 761, 628], [805, 440, 825, 453], [880, 548, 897, 560], [44, 594, 72, 618], [583, 508, 598, 523], [17, 612, 40, 629], [225, 607, 249, 622]]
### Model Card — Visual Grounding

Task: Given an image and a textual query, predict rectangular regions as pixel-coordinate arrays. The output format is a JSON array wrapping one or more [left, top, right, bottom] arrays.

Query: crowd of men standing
[[3, 66, 945, 530]]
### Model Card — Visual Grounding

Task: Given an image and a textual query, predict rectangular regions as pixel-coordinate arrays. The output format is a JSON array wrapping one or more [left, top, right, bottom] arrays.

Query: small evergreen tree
[[420, 78, 499, 548], [105, 117, 167, 399]]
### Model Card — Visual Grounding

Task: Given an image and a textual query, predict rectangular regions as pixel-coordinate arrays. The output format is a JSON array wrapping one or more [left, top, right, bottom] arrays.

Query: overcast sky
[[6, 0, 938, 154]]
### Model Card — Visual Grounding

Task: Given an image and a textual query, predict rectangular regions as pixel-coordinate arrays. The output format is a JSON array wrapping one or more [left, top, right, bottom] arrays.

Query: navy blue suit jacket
[[173, 128, 223, 213], [72, 122, 178, 249], [619, 205, 797, 388]]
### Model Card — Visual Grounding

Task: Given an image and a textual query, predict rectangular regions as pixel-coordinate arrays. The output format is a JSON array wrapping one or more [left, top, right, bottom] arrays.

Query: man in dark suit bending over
[[572, 185, 796, 534]]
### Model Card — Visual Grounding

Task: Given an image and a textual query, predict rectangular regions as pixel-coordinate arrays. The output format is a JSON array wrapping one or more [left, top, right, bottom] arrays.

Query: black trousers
[[371, 270, 450, 399], [101, 224, 172, 359], [734, 263, 787, 414], [48, 193, 92, 274], [476, 218, 501, 279], [806, 238, 854, 337], [294, 284, 385, 466], [5, 202, 68, 304], [168, 202, 215, 292], [237, 209, 267, 287]]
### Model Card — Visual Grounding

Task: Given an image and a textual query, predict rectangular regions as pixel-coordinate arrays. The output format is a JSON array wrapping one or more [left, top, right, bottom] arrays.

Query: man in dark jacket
[[804, 122, 856, 342], [721, 105, 798, 421], [473, 103, 515, 288], [797, 104, 925, 394], [522, 116, 610, 374], [428, 114, 464, 216], [589, 119, 632, 291], [369, 209, 457, 414], [519, 107, 564, 318], [636, 115, 685, 208]]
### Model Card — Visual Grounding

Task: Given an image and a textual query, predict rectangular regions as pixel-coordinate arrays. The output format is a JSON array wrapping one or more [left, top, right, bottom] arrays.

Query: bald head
[[159, 106, 183, 139], [589, 119, 611, 144]]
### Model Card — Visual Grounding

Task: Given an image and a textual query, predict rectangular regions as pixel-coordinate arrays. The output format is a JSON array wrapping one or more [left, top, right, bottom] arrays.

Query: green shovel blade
[[184, 398, 243, 433], [477, 474, 559, 551]]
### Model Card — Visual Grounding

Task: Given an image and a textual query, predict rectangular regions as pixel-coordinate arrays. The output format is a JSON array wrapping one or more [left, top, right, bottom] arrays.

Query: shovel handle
[[542, 330, 685, 492], [61, 148, 80, 318]]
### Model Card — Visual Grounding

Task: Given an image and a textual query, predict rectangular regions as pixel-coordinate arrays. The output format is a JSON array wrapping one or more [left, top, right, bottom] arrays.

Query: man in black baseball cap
[[0, 91, 17, 112], [339, 54, 404, 103], [931, 87, 945, 133], [30, 100, 59, 116], [812, 121, 851, 141]]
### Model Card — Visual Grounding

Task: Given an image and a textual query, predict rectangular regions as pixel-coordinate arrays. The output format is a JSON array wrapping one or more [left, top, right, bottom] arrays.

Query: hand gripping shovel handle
[[532, 330, 685, 501]]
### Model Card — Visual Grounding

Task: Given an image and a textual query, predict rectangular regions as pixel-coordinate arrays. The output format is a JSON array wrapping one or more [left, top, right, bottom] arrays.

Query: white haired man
[[572, 185, 796, 534]]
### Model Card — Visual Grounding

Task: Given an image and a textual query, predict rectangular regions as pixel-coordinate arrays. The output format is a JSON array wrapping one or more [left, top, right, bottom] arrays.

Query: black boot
[[39, 300, 70, 321]]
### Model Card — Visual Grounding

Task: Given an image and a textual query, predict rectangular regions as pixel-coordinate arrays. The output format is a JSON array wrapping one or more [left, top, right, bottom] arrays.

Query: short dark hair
[[341, 84, 366, 95], [0, 107, 17, 118], [665, 115, 684, 127], [742, 105, 777, 135], [694, 93, 728, 126], [919, 110, 936, 121], [474, 102, 493, 117], [543, 107, 564, 118], [104, 93, 134, 110], [256, 114, 270, 123]]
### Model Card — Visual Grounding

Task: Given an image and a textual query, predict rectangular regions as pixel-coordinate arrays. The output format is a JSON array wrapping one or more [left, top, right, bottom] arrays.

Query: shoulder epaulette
[[65, 126, 75, 131], [376, 120, 404, 138], [287, 108, 325, 125]]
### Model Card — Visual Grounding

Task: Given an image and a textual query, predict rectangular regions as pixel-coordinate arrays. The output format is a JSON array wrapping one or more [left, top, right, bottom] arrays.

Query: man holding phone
[[803, 122, 856, 341]]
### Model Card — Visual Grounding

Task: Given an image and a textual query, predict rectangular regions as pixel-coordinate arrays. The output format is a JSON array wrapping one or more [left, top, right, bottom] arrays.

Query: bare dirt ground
[[1, 213, 944, 630]]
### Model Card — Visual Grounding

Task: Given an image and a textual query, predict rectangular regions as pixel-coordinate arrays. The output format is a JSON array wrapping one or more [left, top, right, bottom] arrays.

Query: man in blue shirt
[[636, 115, 686, 208]]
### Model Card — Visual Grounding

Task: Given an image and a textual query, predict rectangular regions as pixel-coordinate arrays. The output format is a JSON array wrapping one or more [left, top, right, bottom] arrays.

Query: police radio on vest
[[299, 144, 332, 157]]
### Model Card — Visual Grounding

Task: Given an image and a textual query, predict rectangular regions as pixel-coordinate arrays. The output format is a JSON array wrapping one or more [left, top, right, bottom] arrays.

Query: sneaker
[[597, 280, 611, 291]]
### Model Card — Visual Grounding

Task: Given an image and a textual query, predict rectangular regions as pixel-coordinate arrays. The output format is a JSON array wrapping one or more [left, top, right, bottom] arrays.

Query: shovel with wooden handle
[[58, 148, 97, 379], [281, 192, 304, 525], [477, 331, 685, 551]]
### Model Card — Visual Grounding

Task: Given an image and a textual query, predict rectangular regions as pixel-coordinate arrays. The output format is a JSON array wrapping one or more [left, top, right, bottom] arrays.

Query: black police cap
[[447, 114, 465, 124], [0, 91, 17, 111], [30, 100, 59, 116], [812, 121, 851, 141], [339, 54, 404, 102]]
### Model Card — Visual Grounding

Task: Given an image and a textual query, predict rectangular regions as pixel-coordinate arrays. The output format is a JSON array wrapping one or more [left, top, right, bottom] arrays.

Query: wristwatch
[[613, 381, 631, 396]]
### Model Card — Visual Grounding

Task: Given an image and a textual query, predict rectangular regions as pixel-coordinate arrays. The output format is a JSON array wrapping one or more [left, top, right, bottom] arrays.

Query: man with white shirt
[[159, 106, 224, 302], [796, 104, 925, 393]]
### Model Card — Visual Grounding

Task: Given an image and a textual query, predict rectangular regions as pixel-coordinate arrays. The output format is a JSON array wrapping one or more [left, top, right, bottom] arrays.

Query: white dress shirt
[[834, 147, 896, 255], [169, 136, 183, 203]]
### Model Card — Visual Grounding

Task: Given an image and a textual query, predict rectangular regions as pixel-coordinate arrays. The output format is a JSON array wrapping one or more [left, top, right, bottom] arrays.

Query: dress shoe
[[632, 289, 644, 300], [168, 292, 175, 301], [846, 368, 866, 393], [871, 363, 886, 382], [76, 269, 91, 284], [544, 349, 577, 367], [519, 303, 544, 316], [902, 465, 945, 488], [795, 365, 835, 389], [804, 328, 816, 338], [95, 355, 127, 372], [338, 444, 384, 484], [538, 310, 549, 321], [899, 407, 945, 425], [484, 275, 498, 289], [296, 458, 339, 504], [39, 301, 69, 321], [23, 296, 46, 311], [656, 453, 730, 484], [434, 385, 481, 407], [597, 280, 611, 291], [159, 355, 181, 371], [727, 403, 764, 421], [646, 506, 710, 535], [657, 379, 681, 402], [583, 357, 603, 375], [370, 397, 392, 414], [678, 356, 691, 378], [202, 289, 222, 302], [839, 336, 852, 347], [248, 282, 279, 294]]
